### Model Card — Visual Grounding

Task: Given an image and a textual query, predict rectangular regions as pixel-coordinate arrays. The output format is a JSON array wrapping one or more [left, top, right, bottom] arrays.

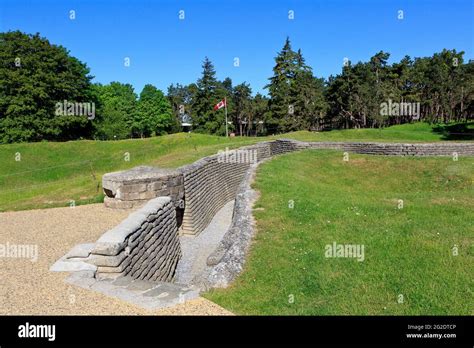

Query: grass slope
[[0, 122, 472, 211], [283, 122, 474, 143], [0, 133, 260, 211], [205, 150, 474, 315]]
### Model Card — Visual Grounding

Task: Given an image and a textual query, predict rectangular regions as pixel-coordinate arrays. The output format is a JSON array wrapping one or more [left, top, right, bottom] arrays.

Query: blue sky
[[1, 0, 473, 95]]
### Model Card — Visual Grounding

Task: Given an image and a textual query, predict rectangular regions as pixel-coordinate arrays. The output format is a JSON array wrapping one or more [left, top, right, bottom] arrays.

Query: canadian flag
[[213, 98, 226, 111]]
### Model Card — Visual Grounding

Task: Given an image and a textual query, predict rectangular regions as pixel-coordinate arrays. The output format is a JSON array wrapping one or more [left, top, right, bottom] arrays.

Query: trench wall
[[275, 139, 474, 156], [89, 197, 181, 281], [178, 142, 272, 235]]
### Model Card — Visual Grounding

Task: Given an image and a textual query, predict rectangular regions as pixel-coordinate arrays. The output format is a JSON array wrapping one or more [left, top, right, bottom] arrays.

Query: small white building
[[180, 114, 192, 132]]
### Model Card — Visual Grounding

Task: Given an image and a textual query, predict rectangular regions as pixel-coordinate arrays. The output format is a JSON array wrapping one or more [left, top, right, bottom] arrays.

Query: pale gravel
[[0, 204, 232, 315]]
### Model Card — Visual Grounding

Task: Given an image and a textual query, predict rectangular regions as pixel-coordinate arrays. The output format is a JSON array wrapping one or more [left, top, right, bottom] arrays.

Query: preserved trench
[[51, 139, 474, 310]]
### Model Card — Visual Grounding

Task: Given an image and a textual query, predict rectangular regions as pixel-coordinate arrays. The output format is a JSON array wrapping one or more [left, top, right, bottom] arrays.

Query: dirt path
[[0, 204, 232, 315]]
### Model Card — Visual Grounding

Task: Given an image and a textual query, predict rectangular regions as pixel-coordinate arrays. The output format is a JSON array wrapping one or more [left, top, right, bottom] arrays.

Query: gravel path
[[175, 200, 234, 284], [0, 204, 232, 315]]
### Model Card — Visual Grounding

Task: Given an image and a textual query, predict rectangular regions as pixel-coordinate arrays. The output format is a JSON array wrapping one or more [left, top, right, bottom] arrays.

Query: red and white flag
[[213, 98, 226, 111]]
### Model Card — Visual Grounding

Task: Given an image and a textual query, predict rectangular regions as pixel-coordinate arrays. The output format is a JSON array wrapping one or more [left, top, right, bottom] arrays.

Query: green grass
[[0, 122, 471, 212], [204, 150, 474, 315], [282, 122, 474, 143], [0, 133, 261, 211]]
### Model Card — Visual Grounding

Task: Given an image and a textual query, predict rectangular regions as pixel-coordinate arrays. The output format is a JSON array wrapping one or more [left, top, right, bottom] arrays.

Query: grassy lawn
[[282, 122, 474, 143], [204, 150, 474, 315], [0, 133, 261, 211], [0, 122, 472, 212]]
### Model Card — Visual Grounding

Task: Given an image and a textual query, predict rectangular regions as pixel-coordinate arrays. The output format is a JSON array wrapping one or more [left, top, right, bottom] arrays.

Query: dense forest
[[0, 31, 472, 143]]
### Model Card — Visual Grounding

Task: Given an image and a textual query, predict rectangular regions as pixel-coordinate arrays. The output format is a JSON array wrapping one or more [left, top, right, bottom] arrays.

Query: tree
[[232, 83, 252, 135], [458, 59, 474, 121], [389, 56, 415, 124], [265, 37, 327, 133], [133, 84, 173, 137], [222, 77, 233, 93], [326, 62, 357, 129], [326, 49, 473, 128], [291, 49, 327, 130], [0, 31, 94, 143], [93, 82, 137, 140], [251, 93, 269, 136], [167, 83, 195, 132], [421, 49, 467, 123], [265, 37, 298, 133], [191, 57, 229, 135]]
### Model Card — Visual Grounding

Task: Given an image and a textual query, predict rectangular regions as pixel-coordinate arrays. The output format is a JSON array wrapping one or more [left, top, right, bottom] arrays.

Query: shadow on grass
[[432, 122, 474, 140]]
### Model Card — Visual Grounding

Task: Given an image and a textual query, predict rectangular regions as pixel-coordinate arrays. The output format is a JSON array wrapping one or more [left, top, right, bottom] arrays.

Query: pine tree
[[167, 83, 195, 132], [232, 83, 252, 135], [265, 37, 298, 133], [266, 37, 327, 132], [192, 57, 228, 134], [291, 49, 327, 130], [251, 93, 270, 136]]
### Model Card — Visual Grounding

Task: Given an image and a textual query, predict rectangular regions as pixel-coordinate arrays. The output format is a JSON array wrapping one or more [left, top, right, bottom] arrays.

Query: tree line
[[0, 31, 472, 143]]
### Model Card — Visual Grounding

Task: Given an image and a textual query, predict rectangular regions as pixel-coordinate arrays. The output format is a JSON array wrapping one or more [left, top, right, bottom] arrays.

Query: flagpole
[[224, 97, 228, 137]]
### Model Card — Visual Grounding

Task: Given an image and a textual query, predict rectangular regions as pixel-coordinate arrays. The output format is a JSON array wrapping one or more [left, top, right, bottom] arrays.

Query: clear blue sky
[[1, 0, 473, 95]]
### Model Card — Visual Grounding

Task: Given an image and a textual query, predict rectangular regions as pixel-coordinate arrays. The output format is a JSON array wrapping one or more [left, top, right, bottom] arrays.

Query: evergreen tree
[[232, 83, 252, 135], [291, 49, 327, 130], [265, 37, 297, 133], [266, 38, 327, 132], [192, 57, 228, 135], [167, 83, 195, 133], [222, 77, 233, 93], [251, 93, 269, 136], [326, 49, 472, 127]]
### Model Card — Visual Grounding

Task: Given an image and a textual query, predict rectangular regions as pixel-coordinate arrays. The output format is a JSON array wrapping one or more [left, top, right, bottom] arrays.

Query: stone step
[[66, 272, 199, 310]]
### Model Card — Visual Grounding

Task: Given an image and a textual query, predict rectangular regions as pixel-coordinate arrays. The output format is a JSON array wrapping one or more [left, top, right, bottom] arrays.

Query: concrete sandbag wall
[[178, 142, 272, 235], [273, 139, 474, 156], [89, 197, 181, 282], [102, 166, 184, 209]]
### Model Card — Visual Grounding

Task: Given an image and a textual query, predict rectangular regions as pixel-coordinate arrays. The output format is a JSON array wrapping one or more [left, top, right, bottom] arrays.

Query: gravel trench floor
[[176, 200, 234, 284], [0, 204, 232, 315]]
